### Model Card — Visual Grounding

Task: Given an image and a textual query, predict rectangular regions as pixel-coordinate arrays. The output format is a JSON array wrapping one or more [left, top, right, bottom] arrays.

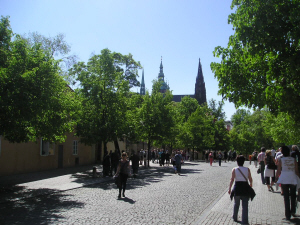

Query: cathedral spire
[[157, 57, 169, 93], [194, 58, 207, 105], [158, 57, 164, 80], [140, 69, 145, 95]]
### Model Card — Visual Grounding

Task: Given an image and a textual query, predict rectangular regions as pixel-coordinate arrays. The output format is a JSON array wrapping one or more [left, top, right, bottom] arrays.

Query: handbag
[[268, 164, 277, 170], [114, 175, 121, 188], [257, 167, 261, 174], [237, 168, 256, 200]]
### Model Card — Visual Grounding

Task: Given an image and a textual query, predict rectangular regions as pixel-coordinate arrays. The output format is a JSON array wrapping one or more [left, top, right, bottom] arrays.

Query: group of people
[[205, 150, 237, 166], [110, 149, 185, 199], [228, 145, 300, 224]]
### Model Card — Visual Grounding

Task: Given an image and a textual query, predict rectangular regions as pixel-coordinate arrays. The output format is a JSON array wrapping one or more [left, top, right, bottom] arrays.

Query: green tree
[[178, 105, 215, 159], [211, 0, 300, 122], [263, 112, 300, 146], [230, 109, 274, 154], [22, 32, 78, 83], [69, 48, 141, 159], [136, 80, 174, 166], [0, 16, 79, 143]]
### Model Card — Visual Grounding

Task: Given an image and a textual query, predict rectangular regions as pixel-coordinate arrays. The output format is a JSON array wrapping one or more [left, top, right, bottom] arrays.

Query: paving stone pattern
[[0, 161, 299, 225]]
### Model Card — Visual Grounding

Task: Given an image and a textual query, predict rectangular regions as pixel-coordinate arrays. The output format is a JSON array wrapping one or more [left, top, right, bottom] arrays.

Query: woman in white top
[[228, 155, 253, 224], [276, 146, 300, 220]]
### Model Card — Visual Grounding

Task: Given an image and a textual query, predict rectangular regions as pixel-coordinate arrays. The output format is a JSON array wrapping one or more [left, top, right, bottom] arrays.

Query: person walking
[[102, 152, 111, 177], [291, 145, 300, 173], [218, 151, 222, 166], [264, 150, 276, 192], [252, 151, 258, 168], [276, 146, 300, 220], [258, 147, 266, 184], [174, 151, 182, 175], [130, 151, 139, 178], [228, 155, 254, 225], [165, 150, 170, 166], [115, 152, 131, 198], [209, 151, 214, 166]]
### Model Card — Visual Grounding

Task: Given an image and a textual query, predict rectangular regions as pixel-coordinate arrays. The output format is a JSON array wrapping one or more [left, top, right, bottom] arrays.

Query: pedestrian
[[110, 150, 120, 176], [218, 151, 222, 166], [160, 150, 166, 166], [130, 151, 140, 178], [175, 151, 182, 175], [232, 151, 237, 161], [228, 155, 254, 225], [258, 147, 266, 184], [213, 151, 217, 163], [276, 146, 300, 221], [264, 150, 276, 192], [165, 150, 170, 166], [209, 151, 214, 166], [115, 152, 131, 198], [205, 150, 209, 163], [248, 154, 252, 165], [252, 151, 258, 168], [291, 145, 300, 173], [224, 151, 228, 163], [102, 152, 111, 177], [171, 154, 177, 173]]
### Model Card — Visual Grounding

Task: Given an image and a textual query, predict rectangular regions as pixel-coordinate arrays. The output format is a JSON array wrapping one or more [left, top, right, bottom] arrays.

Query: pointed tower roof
[[194, 58, 207, 105], [140, 69, 145, 95], [158, 57, 164, 80]]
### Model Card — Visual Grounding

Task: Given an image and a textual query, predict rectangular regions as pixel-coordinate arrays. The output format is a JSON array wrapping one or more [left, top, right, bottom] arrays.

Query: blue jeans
[[233, 196, 249, 224], [281, 184, 297, 219]]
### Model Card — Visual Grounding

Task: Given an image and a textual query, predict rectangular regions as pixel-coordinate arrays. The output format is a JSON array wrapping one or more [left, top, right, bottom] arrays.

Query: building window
[[73, 140, 78, 155], [40, 138, 55, 156]]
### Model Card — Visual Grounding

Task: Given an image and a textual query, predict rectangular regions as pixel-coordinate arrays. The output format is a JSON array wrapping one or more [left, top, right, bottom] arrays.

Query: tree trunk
[[103, 141, 108, 156], [114, 139, 120, 152], [147, 140, 151, 167], [96, 141, 102, 163]]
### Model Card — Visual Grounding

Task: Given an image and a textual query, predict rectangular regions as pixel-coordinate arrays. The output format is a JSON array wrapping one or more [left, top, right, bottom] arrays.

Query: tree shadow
[[0, 190, 84, 225]]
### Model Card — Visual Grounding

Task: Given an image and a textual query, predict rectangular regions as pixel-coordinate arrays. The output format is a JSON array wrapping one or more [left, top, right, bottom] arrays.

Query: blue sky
[[1, 0, 242, 120]]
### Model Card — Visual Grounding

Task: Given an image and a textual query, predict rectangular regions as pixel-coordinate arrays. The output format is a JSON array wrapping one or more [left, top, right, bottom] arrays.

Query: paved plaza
[[0, 160, 299, 224]]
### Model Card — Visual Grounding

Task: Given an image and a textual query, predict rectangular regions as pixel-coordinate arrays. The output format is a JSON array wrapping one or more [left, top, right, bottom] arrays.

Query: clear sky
[[1, 0, 242, 120]]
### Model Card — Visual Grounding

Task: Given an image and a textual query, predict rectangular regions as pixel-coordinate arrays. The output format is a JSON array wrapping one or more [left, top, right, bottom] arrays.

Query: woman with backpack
[[264, 150, 276, 192]]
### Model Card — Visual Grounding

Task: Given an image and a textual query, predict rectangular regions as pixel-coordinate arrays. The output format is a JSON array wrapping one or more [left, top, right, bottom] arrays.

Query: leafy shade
[[0, 16, 79, 142], [211, 0, 300, 122]]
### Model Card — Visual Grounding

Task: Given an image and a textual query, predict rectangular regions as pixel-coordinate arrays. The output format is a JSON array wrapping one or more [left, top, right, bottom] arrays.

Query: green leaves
[[0, 18, 79, 142], [211, 0, 300, 122]]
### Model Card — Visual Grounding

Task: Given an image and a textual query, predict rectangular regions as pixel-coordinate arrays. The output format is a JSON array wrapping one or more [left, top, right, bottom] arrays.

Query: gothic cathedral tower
[[194, 58, 207, 105], [158, 58, 169, 93], [140, 69, 145, 95]]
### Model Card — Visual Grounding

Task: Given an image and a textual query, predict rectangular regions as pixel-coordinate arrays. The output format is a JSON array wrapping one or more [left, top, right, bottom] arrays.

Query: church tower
[[158, 57, 169, 93], [194, 58, 207, 105], [140, 69, 145, 95]]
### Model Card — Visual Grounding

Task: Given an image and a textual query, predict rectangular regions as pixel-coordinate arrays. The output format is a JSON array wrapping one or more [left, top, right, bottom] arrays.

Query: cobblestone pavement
[[0, 161, 234, 224], [0, 161, 299, 225]]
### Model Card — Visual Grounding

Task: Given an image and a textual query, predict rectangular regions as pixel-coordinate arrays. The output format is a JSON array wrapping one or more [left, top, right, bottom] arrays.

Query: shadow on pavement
[[0, 191, 83, 225], [117, 197, 136, 204]]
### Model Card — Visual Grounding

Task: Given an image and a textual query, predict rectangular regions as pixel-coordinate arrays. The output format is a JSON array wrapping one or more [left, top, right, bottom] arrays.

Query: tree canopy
[[0, 16, 79, 143], [211, 0, 300, 122]]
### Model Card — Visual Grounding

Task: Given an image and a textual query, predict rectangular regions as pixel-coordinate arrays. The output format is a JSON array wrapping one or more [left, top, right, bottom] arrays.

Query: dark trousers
[[132, 167, 138, 174], [119, 173, 128, 194], [176, 163, 181, 173], [282, 184, 297, 219], [260, 161, 265, 184], [219, 159, 222, 166]]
